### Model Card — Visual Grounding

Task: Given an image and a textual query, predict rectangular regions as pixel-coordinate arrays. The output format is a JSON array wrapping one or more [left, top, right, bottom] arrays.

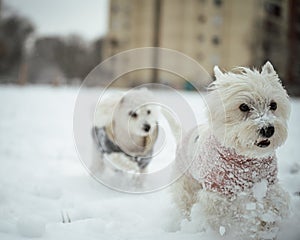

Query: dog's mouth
[[255, 139, 271, 148]]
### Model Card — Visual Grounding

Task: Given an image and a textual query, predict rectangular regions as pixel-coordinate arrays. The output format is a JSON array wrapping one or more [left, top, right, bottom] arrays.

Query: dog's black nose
[[143, 124, 151, 132], [260, 125, 275, 138]]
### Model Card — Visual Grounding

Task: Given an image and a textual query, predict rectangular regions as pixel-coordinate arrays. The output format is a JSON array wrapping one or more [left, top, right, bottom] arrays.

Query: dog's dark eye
[[129, 111, 138, 118], [147, 110, 151, 115], [270, 101, 277, 111], [239, 103, 250, 112]]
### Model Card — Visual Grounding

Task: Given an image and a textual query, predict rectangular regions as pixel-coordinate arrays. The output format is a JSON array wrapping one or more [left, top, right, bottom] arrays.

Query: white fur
[[92, 88, 160, 173], [208, 63, 290, 158], [172, 61, 291, 239]]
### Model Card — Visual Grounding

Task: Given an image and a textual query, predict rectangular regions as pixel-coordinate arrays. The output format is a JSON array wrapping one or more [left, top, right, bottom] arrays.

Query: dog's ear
[[261, 61, 275, 75], [213, 66, 223, 79]]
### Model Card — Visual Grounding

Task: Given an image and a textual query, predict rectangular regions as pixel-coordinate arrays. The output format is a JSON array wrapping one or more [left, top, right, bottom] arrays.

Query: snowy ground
[[0, 85, 300, 240]]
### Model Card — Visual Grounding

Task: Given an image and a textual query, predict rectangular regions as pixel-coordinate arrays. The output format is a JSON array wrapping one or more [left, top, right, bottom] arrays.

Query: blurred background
[[1, 2, 300, 239], [0, 0, 299, 95]]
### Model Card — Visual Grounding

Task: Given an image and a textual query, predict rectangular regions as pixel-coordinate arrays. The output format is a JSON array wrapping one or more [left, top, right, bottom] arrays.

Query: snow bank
[[17, 215, 46, 238], [0, 85, 299, 240]]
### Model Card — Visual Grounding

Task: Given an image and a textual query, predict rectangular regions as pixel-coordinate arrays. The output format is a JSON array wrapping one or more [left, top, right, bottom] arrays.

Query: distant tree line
[[0, 4, 104, 85], [0, 11, 33, 82], [27, 35, 104, 85]]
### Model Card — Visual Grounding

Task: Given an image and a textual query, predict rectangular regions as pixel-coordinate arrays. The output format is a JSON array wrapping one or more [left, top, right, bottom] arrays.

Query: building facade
[[103, 0, 297, 92], [252, 0, 289, 83]]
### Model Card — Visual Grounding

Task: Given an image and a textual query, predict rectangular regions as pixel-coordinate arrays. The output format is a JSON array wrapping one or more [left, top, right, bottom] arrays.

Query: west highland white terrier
[[92, 88, 160, 173], [172, 61, 291, 240]]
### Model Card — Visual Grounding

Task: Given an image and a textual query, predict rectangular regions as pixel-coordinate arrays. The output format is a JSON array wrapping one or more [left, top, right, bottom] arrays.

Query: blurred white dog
[[173, 62, 291, 239], [92, 88, 160, 173]]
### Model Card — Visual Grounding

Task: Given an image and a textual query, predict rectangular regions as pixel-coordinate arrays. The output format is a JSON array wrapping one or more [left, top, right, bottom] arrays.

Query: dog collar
[[189, 134, 277, 197], [92, 126, 152, 169]]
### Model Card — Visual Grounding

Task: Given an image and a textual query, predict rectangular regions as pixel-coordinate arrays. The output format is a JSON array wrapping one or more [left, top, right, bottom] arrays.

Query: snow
[[219, 226, 226, 236], [252, 179, 268, 202], [17, 215, 46, 238], [246, 202, 256, 210], [0, 85, 300, 240]]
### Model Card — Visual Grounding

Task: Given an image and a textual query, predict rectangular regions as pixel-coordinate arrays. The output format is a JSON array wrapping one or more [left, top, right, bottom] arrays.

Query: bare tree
[[0, 12, 34, 82], [28, 35, 105, 85]]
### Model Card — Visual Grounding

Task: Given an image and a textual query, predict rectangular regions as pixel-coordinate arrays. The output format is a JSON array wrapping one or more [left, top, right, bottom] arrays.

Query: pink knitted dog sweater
[[183, 133, 277, 196]]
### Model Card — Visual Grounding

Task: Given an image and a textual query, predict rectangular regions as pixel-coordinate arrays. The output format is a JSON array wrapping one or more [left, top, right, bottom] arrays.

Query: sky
[[4, 0, 109, 41]]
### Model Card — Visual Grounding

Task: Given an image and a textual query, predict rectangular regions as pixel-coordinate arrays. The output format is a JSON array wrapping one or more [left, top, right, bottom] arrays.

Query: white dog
[[92, 88, 160, 173], [172, 62, 291, 239]]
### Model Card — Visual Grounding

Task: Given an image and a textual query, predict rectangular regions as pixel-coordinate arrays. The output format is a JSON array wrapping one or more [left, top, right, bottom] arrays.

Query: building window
[[264, 2, 281, 17], [198, 15, 207, 23], [110, 39, 119, 48], [214, 0, 223, 7], [212, 36, 221, 45]]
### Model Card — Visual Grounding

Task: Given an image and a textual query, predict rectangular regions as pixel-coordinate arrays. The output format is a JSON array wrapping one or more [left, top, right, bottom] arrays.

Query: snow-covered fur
[[92, 88, 160, 173], [172, 62, 291, 239]]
